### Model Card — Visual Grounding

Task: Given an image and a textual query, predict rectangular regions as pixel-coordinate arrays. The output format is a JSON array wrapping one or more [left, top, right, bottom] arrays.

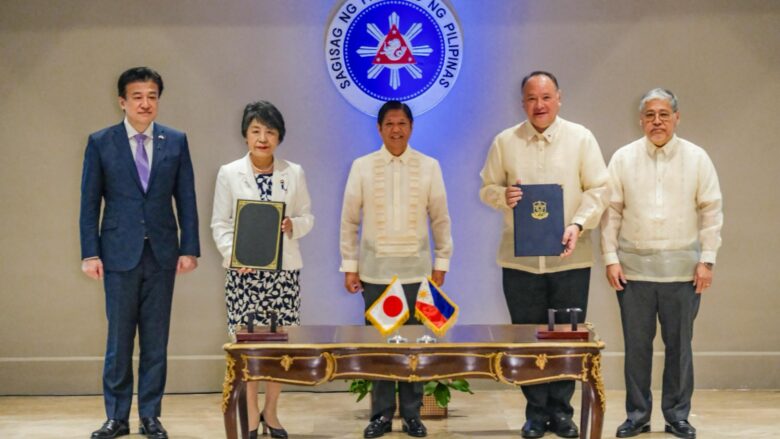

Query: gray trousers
[[362, 282, 424, 420], [618, 281, 700, 424]]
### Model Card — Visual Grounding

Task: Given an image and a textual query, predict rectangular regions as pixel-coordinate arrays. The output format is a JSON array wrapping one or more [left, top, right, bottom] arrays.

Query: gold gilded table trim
[[494, 352, 592, 386], [221, 354, 236, 413], [591, 353, 606, 411], [223, 340, 605, 351], [329, 351, 499, 381], [240, 352, 334, 386]]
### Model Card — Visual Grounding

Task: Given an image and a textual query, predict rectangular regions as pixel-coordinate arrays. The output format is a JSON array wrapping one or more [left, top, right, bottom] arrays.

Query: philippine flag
[[365, 276, 410, 337], [414, 277, 459, 337]]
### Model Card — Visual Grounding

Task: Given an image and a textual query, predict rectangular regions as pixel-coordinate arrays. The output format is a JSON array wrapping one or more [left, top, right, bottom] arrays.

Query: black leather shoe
[[616, 419, 651, 437], [549, 417, 579, 438], [139, 417, 168, 439], [402, 417, 427, 437], [665, 420, 696, 439], [521, 420, 546, 439], [91, 419, 129, 438], [363, 416, 392, 438], [260, 411, 288, 439]]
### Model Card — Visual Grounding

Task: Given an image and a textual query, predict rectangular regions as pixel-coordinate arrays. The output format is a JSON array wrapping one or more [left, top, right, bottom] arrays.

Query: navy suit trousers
[[102, 241, 176, 420]]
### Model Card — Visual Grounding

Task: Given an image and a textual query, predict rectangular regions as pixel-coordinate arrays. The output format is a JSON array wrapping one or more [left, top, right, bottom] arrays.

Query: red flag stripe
[[415, 302, 447, 329]]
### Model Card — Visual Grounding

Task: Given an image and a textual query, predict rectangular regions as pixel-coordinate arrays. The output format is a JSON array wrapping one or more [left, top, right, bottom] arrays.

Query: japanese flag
[[365, 276, 410, 337]]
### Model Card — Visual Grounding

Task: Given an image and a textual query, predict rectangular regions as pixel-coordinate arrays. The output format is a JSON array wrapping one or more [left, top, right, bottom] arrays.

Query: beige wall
[[1, 0, 778, 395]]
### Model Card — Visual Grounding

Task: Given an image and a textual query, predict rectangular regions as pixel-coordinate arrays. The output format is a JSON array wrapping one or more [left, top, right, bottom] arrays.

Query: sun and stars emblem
[[355, 12, 433, 90]]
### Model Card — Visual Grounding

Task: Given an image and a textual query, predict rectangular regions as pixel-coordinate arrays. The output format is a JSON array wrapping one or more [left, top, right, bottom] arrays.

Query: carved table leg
[[222, 353, 247, 439], [580, 379, 591, 438], [238, 381, 248, 439], [583, 353, 605, 439]]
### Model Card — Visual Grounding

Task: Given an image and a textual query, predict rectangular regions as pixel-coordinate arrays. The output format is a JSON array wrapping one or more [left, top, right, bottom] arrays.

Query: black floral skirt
[[225, 269, 301, 334]]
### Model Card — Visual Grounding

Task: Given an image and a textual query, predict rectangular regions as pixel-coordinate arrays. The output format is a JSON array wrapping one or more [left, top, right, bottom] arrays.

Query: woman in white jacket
[[211, 101, 313, 439]]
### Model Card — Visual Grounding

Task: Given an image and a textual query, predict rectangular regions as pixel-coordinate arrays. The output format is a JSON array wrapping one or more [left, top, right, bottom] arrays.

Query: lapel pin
[[157, 134, 165, 140]]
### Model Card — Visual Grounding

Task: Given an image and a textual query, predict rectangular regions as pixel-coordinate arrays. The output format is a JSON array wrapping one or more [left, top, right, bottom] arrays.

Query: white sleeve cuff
[[603, 252, 620, 266], [700, 251, 717, 264], [433, 258, 450, 272], [340, 260, 359, 273]]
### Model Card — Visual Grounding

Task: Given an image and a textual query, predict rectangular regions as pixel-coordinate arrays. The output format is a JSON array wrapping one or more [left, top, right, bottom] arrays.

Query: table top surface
[[224, 324, 605, 350]]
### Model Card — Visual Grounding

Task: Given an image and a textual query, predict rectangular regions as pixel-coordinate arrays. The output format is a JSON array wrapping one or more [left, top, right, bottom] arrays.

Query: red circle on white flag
[[383, 296, 403, 317]]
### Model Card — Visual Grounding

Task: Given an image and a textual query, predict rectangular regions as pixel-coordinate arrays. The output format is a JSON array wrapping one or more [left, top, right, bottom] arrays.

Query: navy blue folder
[[513, 184, 564, 256]]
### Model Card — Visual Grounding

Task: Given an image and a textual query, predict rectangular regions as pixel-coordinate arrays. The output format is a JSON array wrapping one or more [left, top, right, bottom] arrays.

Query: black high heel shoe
[[260, 411, 288, 438]]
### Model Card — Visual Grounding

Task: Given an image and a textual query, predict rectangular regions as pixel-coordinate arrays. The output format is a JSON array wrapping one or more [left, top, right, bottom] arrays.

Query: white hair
[[639, 88, 678, 112]]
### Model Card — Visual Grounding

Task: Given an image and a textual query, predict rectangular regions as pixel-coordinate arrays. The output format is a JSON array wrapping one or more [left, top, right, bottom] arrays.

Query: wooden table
[[222, 324, 605, 439]]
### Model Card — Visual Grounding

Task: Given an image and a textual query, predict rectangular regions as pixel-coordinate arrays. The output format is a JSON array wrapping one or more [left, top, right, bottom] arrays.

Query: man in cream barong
[[479, 71, 610, 439], [601, 88, 723, 439], [339, 100, 453, 438]]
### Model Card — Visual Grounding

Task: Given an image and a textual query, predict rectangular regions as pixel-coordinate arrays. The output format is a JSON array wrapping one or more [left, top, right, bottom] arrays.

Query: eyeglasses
[[642, 111, 674, 122]]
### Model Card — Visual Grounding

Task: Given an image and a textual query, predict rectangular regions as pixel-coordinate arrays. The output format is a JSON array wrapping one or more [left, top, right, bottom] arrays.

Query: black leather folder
[[230, 199, 285, 270]]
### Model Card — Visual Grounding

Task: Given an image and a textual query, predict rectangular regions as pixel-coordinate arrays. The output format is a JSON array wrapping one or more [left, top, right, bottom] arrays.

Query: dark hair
[[117, 67, 164, 98], [241, 101, 286, 142], [377, 100, 413, 125], [521, 70, 559, 92]]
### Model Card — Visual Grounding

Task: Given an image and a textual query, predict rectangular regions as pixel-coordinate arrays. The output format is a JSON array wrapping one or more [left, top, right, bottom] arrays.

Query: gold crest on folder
[[531, 200, 549, 220]]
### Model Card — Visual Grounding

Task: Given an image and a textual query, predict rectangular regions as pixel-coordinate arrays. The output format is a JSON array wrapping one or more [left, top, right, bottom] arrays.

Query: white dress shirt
[[480, 117, 610, 274], [340, 145, 453, 284], [601, 135, 723, 282]]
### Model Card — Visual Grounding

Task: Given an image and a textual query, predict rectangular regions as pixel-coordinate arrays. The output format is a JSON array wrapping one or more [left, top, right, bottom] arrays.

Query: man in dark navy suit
[[80, 67, 199, 439]]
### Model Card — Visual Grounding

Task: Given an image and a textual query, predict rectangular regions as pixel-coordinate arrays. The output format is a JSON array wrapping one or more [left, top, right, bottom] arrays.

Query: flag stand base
[[387, 334, 408, 343], [416, 334, 437, 343]]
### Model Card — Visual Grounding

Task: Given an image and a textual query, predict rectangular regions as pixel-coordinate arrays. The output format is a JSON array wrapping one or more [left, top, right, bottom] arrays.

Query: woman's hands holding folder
[[281, 217, 293, 237]]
